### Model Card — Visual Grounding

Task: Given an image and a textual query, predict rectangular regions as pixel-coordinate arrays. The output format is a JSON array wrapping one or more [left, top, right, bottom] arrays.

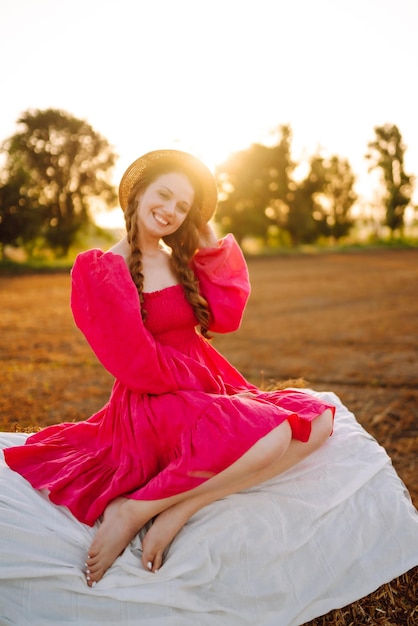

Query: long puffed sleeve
[[191, 234, 251, 333], [71, 250, 223, 394]]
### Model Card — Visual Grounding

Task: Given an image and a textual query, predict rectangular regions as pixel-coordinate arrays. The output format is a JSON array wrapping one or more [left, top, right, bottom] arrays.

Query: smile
[[153, 213, 169, 227]]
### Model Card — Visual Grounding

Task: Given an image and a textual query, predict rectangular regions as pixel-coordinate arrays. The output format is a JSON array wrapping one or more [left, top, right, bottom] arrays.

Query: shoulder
[[72, 246, 130, 284], [107, 237, 130, 265], [74, 236, 130, 271]]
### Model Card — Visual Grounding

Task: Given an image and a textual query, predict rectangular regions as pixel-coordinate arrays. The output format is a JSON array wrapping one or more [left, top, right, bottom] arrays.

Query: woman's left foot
[[141, 499, 198, 572]]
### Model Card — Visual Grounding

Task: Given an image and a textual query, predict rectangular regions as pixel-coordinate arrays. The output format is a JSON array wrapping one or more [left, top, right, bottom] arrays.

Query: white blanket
[[1, 390, 417, 626]]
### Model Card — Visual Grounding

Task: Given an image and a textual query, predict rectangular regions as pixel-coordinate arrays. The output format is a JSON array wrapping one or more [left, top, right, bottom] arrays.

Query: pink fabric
[[4, 235, 335, 526]]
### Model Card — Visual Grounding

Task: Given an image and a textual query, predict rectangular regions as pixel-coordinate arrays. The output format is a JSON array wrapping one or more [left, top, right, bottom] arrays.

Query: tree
[[0, 170, 42, 259], [215, 125, 294, 245], [285, 156, 327, 245], [307, 154, 357, 241], [366, 124, 413, 235], [1, 108, 117, 256]]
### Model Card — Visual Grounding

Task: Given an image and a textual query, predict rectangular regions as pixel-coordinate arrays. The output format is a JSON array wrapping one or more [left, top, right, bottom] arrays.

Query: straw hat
[[118, 150, 218, 223]]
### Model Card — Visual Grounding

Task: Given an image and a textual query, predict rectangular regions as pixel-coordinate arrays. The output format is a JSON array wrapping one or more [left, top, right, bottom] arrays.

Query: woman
[[4, 149, 335, 587]]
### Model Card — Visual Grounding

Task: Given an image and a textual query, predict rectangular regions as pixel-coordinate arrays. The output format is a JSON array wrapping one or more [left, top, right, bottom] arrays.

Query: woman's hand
[[197, 223, 219, 249]]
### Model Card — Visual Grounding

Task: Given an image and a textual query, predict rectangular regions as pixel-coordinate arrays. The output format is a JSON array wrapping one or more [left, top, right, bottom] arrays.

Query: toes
[[143, 554, 155, 572], [86, 559, 101, 574], [85, 566, 102, 586], [153, 551, 163, 572], [86, 552, 98, 566], [143, 554, 157, 573], [142, 551, 163, 573], [85, 552, 104, 586], [85, 572, 96, 587]]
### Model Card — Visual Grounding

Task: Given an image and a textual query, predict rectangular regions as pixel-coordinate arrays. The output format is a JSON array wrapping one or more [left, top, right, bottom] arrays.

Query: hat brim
[[118, 150, 218, 223]]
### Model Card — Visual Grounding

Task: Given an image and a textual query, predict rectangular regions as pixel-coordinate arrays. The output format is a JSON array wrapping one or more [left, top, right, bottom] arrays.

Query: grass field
[[0, 248, 417, 508]]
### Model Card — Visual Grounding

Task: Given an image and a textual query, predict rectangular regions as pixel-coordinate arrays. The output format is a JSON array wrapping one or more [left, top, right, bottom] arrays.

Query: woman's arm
[[192, 229, 251, 333], [71, 250, 222, 394]]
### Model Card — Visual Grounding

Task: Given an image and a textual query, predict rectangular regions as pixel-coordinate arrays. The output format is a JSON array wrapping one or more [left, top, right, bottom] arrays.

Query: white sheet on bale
[[0, 389, 417, 626]]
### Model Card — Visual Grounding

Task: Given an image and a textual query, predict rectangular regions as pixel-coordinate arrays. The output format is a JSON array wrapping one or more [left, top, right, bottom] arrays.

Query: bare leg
[[142, 409, 334, 571], [85, 410, 333, 585]]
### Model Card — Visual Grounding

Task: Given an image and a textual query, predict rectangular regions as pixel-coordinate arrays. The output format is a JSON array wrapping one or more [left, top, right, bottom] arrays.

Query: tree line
[[215, 124, 414, 247], [0, 108, 415, 259]]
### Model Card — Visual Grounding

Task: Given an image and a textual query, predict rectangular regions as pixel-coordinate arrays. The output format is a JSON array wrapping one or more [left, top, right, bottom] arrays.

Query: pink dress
[[4, 235, 334, 526]]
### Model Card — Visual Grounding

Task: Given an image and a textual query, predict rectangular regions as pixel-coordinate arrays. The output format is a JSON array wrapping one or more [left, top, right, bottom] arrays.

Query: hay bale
[[303, 566, 418, 625]]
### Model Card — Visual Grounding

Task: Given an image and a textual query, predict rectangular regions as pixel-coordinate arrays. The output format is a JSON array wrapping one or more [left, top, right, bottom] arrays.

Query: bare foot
[[141, 499, 199, 572], [85, 497, 153, 587]]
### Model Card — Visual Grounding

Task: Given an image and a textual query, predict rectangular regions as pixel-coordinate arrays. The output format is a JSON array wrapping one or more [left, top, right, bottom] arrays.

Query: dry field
[[1, 247, 417, 624], [0, 248, 417, 508]]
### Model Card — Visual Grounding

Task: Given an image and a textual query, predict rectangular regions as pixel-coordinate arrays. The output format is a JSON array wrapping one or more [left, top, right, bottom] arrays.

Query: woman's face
[[135, 172, 195, 239]]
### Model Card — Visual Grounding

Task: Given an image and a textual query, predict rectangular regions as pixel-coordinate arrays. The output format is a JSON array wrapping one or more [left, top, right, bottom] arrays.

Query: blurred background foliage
[[0, 109, 117, 260], [0, 109, 416, 262]]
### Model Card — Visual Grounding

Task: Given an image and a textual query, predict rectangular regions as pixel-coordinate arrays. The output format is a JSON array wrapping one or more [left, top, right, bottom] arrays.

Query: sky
[[1, 0, 417, 227]]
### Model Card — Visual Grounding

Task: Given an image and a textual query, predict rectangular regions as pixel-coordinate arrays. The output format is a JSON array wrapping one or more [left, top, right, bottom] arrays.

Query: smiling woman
[[3, 148, 337, 588]]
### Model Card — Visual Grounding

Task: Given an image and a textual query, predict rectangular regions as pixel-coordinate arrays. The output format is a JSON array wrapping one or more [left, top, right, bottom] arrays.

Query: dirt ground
[[0, 248, 417, 507]]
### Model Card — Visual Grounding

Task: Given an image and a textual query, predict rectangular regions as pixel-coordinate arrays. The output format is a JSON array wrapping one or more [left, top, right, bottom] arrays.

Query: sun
[[94, 125, 261, 230]]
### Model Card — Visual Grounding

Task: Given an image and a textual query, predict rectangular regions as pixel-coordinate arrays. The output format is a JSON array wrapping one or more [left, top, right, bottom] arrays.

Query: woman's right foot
[[85, 497, 152, 587]]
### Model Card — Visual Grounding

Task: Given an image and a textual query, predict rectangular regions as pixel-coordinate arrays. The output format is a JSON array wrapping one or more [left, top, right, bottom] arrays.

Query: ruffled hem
[[3, 425, 142, 526], [4, 390, 335, 525]]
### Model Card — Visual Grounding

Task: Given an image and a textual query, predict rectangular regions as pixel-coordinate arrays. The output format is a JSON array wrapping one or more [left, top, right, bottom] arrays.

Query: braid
[[170, 246, 211, 338], [164, 216, 212, 339], [124, 189, 147, 319]]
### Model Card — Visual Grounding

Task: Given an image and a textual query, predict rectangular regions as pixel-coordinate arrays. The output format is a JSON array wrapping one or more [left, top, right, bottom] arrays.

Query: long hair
[[123, 163, 211, 337]]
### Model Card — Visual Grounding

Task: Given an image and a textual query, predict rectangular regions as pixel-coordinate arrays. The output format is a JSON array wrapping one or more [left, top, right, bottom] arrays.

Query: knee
[[248, 421, 292, 472], [309, 408, 334, 450]]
